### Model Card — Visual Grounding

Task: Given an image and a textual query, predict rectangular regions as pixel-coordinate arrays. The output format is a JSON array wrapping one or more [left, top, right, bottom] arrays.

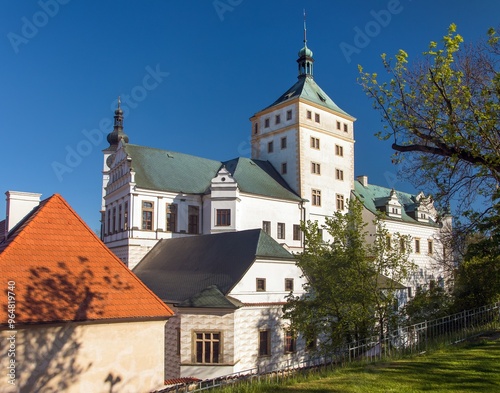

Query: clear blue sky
[[1, 0, 499, 231]]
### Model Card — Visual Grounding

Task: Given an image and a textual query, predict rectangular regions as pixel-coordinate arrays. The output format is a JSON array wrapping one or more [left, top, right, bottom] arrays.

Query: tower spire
[[106, 96, 129, 150], [297, 10, 314, 78]]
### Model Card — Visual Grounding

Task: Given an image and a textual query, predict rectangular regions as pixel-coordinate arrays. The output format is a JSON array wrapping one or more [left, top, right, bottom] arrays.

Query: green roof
[[262, 76, 353, 118], [124, 144, 221, 194], [133, 229, 297, 305], [224, 157, 301, 201], [123, 144, 301, 201], [353, 180, 438, 227]]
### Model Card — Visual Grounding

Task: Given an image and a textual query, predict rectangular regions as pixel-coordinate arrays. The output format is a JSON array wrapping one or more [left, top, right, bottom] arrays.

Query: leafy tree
[[359, 24, 500, 220], [283, 199, 415, 353], [452, 196, 500, 310], [403, 285, 453, 325]]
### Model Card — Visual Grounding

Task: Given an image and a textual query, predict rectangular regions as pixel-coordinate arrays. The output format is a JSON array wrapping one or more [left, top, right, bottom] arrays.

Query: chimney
[[357, 175, 368, 187], [5, 191, 42, 237]]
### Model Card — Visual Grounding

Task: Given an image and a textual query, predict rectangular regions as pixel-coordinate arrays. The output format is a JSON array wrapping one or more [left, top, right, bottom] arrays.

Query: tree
[[283, 199, 415, 353], [359, 24, 500, 221]]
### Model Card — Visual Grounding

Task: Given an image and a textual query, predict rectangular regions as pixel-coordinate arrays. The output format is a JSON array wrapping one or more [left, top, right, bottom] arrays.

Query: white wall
[[0, 319, 167, 393]]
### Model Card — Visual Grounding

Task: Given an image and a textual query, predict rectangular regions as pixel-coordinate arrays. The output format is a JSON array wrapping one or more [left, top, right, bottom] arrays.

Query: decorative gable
[[385, 189, 402, 218]]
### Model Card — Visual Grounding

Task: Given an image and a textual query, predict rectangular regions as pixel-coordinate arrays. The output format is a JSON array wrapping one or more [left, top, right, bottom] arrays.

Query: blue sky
[[1, 0, 499, 231]]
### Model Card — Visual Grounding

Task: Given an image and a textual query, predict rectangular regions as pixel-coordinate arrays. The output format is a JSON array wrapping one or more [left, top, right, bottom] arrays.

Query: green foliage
[[403, 285, 453, 325], [359, 24, 500, 219], [283, 199, 415, 352]]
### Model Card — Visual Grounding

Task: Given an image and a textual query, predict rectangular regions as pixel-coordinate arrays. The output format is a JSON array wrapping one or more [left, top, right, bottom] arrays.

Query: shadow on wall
[[9, 256, 133, 392]]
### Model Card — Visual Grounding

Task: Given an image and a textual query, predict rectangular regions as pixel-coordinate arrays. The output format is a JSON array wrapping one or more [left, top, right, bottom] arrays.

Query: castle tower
[[250, 22, 355, 220]]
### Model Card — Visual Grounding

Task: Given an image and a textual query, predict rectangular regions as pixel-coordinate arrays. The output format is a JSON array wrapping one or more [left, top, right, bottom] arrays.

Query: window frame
[[194, 331, 221, 364], [259, 330, 271, 357], [216, 209, 231, 227], [264, 118, 270, 128], [335, 144, 344, 157], [281, 136, 287, 149], [311, 162, 321, 175], [310, 137, 320, 150], [414, 238, 421, 254], [306, 110, 312, 119], [293, 224, 301, 241], [286, 110, 292, 121], [166, 203, 177, 232], [336, 194, 344, 210], [336, 168, 344, 181], [267, 141, 274, 153], [281, 162, 287, 174], [314, 113, 320, 123], [284, 329, 296, 353], [428, 239, 433, 255], [256, 278, 266, 292], [188, 205, 199, 234], [312, 189, 322, 206], [277, 222, 285, 239], [262, 221, 271, 234], [285, 278, 294, 292], [275, 114, 281, 125], [141, 201, 154, 231]]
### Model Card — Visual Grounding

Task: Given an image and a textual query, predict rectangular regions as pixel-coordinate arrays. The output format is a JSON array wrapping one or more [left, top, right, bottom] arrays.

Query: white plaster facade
[[0, 320, 167, 393], [162, 256, 309, 381]]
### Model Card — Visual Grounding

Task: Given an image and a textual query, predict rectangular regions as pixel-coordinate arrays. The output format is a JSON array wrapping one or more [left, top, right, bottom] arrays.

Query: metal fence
[[157, 302, 500, 392]]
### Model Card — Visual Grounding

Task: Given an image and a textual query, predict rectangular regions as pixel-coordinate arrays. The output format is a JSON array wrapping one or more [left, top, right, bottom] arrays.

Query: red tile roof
[[0, 194, 173, 324]]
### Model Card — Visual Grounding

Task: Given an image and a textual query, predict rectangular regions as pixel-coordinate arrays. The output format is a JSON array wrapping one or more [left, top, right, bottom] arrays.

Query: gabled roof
[[0, 194, 173, 325], [353, 180, 438, 227], [124, 144, 221, 194], [261, 76, 353, 118], [223, 157, 301, 201], [122, 144, 301, 201], [133, 229, 295, 305]]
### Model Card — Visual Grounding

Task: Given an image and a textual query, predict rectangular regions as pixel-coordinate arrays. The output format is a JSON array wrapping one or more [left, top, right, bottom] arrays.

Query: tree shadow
[[12, 256, 132, 392]]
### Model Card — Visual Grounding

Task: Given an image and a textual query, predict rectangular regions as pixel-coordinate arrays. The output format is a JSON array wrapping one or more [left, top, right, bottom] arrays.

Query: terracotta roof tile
[[0, 194, 173, 324]]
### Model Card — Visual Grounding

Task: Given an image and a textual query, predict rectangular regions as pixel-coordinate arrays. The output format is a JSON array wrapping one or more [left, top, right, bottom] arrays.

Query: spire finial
[[303, 9, 307, 46], [117, 96, 121, 109]]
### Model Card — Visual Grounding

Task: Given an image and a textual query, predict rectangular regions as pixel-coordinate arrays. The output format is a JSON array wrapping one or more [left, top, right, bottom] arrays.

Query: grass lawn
[[224, 332, 500, 393]]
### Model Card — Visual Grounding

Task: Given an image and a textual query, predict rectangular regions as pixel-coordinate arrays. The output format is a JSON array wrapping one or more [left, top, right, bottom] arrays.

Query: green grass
[[220, 333, 500, 393]]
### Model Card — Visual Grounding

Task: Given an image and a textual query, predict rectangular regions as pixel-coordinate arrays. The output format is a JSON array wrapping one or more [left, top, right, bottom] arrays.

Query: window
[[118, 204, 122, 231], [336, 194, 344, 210], [264, 118, 270, 128], [284, 330, 296, 353], [259, 330, 270, 356], [312, 189, 321, 206], [281, 136, 287, 149], [275, 114, 281, 124], [216, 209, 231, 226], [336, 169, 344, 181], [343, 123, 348, 132], [336, 121, 341, 130], [415, 238, 421, 254], [315, 113, 320, 123], [194, 332, 221, 364], [428, 240, 433, 255], [306, 110, 312, 119], [310, 137, 320, 149], [281, 162, 287, 174], [166, 203, 177, 232], [311, 162, 321, 175], [277, 222, 285, 239], [285, 278, 294, 291], [386, 235, 391, 249], [268, 141, 274, 153], [106, 208, 110, 235], [256, 278, 266, 291], [335, 144, 344, 157], [188, 205, 199, 234], [262, 221, 271, 234], [293, 224, 301, 241], [254, 123, 258, 134], [286, 110, 292, 120], [112, 207, 116, 233], [124, 201, 128, 230], [142, 201, 154, 230], [400, 237, 406, 253]]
